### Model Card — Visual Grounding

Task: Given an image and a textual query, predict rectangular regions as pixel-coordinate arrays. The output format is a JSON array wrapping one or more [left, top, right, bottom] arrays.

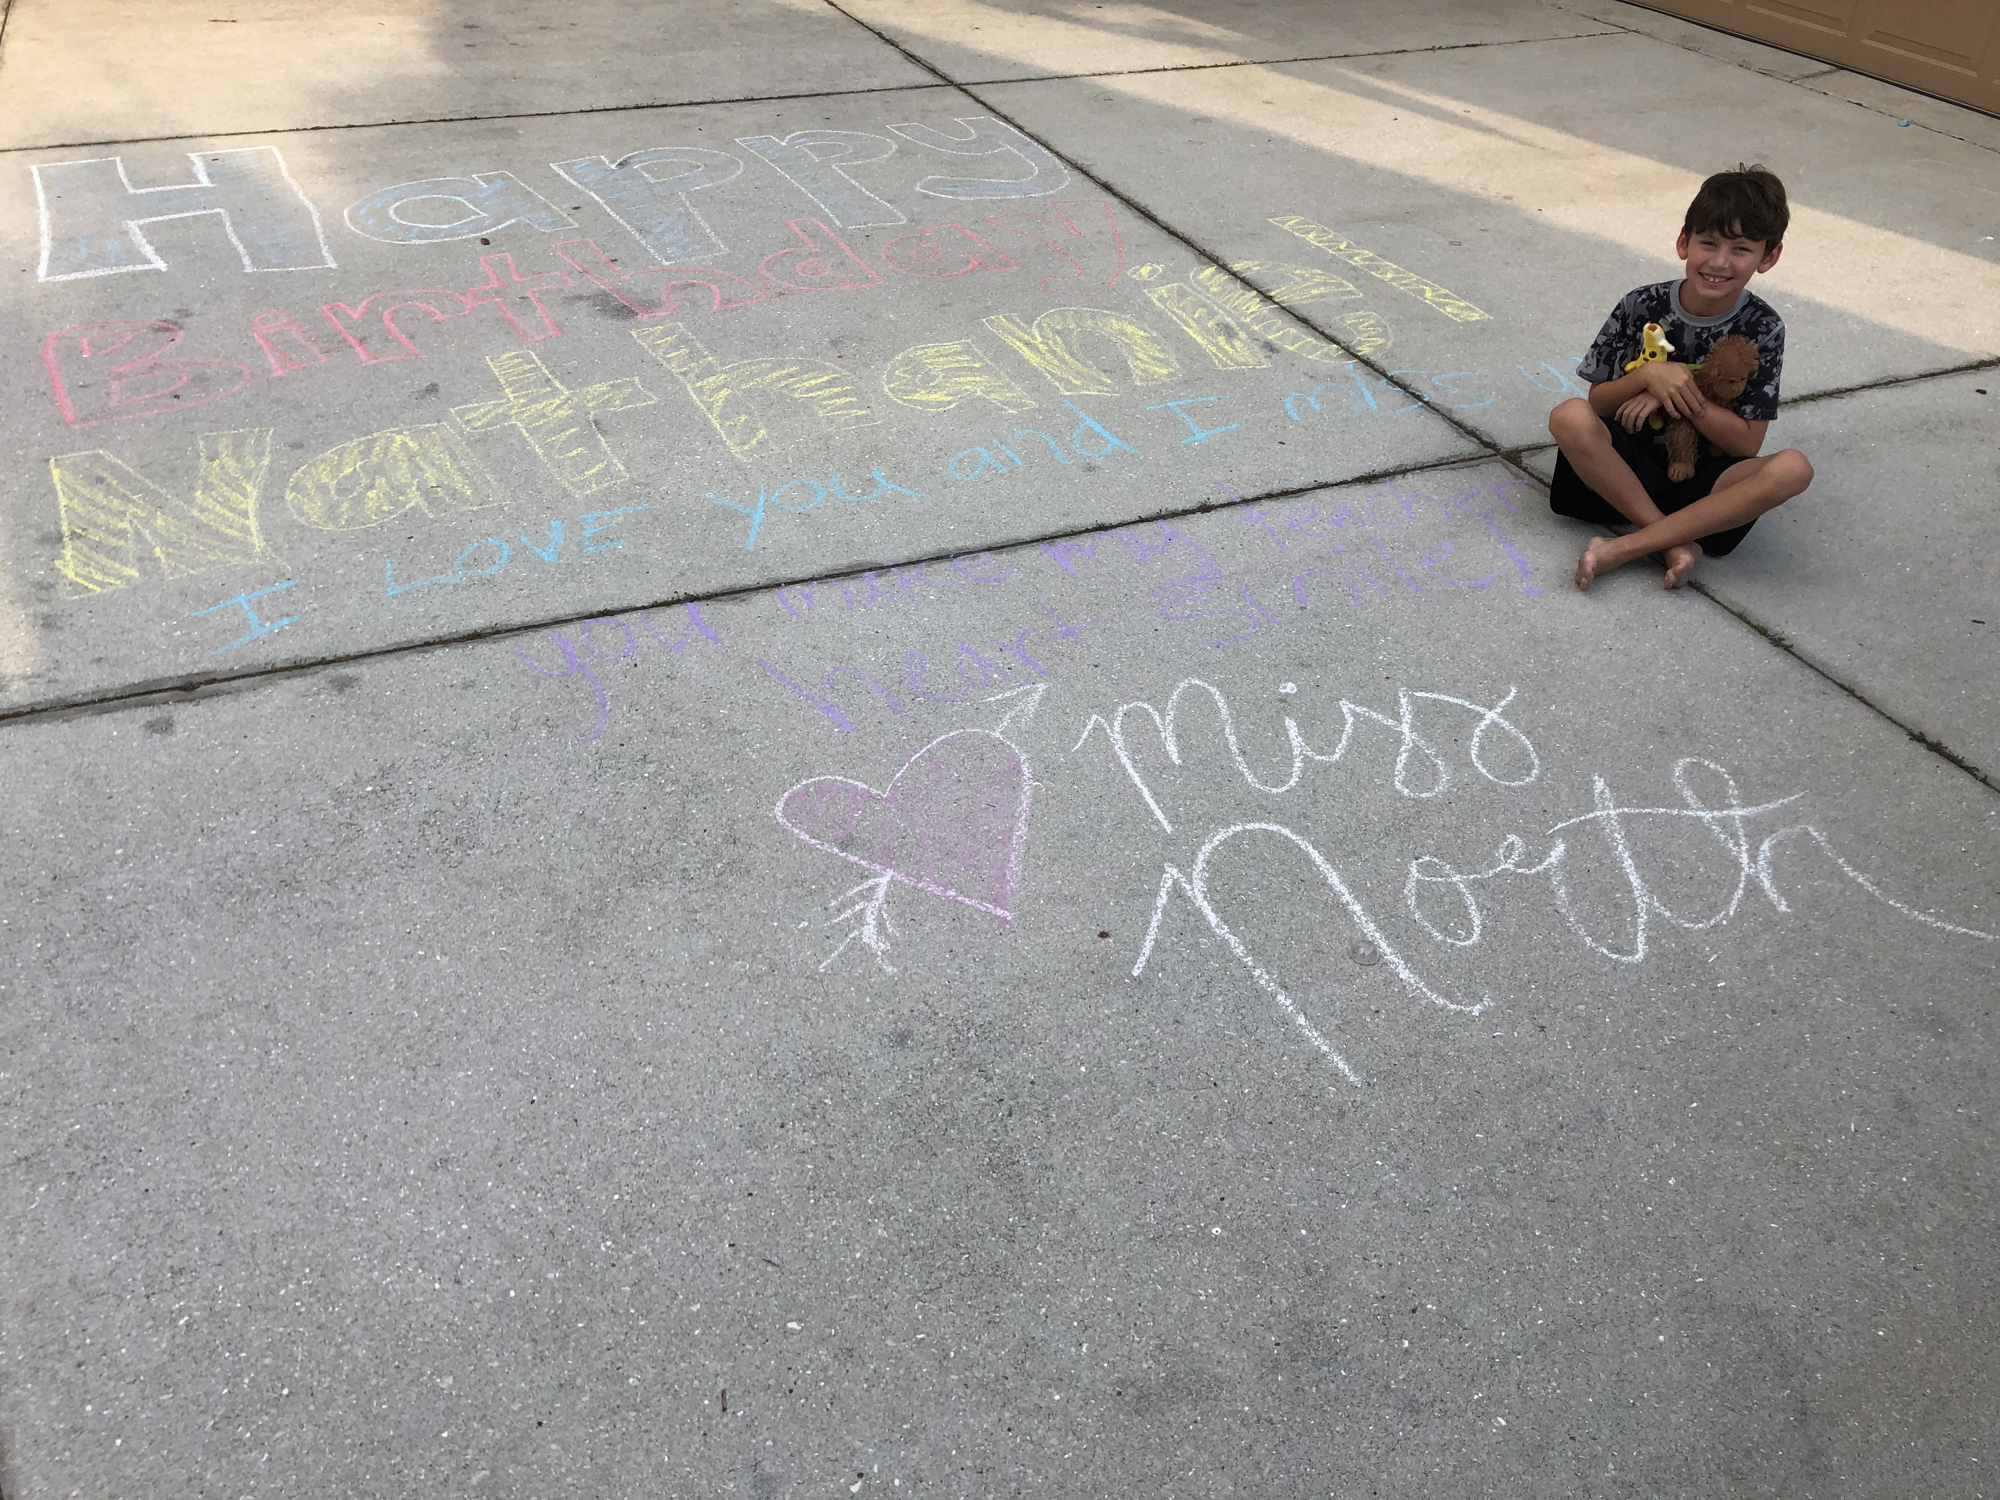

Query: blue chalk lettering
[[950, 447, 1005, 481], [1010, 429, 1071, 465], [384, 557, 459, 596], [579, 504, 650, 552], [518, 519, 563, 563], [1146, 396, 1240, 445], [1063, 400, 1138, 458], [889, 117, 1070, 201], [768, 479, 826, 513], [736, 131, 907, 229], [35, 147, 334, 281], [190, 579, 300, 654], [1429, 371, 1495, 410], [708, 486, 767, 550], [832, 469, 927, 503], [453, 539, 510, 578]]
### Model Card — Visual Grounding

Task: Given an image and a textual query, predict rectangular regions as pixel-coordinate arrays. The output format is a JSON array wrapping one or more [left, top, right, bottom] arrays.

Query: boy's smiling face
[[1676, 223, 1783, 315]]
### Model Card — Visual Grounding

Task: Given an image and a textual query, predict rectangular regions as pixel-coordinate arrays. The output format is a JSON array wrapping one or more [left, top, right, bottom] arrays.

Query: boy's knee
[[1549, 397, 1595, 442], [1773, 449, 1813, 495]]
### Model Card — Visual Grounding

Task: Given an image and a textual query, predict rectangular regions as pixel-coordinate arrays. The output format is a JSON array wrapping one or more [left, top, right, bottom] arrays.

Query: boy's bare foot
[[1574, 535, 1619, 591], [1661, 542, 1702, 589]]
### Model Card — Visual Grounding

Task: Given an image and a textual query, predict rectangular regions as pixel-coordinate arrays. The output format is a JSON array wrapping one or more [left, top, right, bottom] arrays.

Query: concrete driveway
[[1, 3, 1994, 1496]]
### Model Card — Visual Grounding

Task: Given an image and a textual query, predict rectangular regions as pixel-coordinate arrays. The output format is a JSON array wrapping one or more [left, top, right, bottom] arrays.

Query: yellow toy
[[1622, 322, 1675, 372], [1622, 322, 1677, 429]]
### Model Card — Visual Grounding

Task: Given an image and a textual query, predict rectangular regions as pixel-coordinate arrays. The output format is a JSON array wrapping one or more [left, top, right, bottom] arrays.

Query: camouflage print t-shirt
[[1575, 280, 1785, 426]]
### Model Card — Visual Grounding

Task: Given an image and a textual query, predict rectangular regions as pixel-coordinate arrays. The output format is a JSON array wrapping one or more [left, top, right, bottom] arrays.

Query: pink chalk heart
[[775, 730, 1031, 921]]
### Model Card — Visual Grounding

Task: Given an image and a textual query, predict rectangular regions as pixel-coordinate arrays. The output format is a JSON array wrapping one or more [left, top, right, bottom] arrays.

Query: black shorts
[[1548, 412, 1756, 557]]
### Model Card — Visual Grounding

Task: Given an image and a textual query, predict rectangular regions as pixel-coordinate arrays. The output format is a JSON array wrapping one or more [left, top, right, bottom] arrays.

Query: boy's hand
[[1640, 361, 1707, 419], [1615, 392, 1663, 432]]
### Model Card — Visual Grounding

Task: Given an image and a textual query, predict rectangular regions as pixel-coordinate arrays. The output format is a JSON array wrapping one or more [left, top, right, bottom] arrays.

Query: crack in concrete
[[0, 27, 1624, 158], [1568, 2, 2000, 154], [817, 0, 2000, 800], [1, 5, 1990, 802], [0, 450, 1491, 730], [0, 79, 959, 157]]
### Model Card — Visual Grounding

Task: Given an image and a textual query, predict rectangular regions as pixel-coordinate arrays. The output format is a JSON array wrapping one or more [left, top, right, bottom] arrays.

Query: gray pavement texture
[[0, 3, 1995, 1498]]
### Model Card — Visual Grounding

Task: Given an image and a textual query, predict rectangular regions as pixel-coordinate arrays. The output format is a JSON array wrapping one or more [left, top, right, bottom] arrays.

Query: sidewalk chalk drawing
[[1061, 678, 1995, 1088], [776, 727, 1034, 973]]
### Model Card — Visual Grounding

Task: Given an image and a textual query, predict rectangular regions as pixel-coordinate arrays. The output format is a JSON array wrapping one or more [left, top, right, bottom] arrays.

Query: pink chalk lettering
[[758, 218, 885, 294], [462, 252, 571, 342], [550, 237, 766, 318], [42, 320, 253, 427], [880, 222, 1019, 279], [250, 308, 330, 376], [985, 199, 1125, 294], [322, 287, 477, 364]]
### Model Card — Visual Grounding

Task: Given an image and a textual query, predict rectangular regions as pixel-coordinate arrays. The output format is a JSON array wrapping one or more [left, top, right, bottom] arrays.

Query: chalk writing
[[548, 148, 743, 264], [707, 469, 926, 550], [286, 425, 492, 531], [250, 308, 331, 376], [461, 252, 572, 342], [776, 728, 1033, 972], [985, 201, 1125, 293], [516, 603, 722, 743], [1403, 758, 1998, 965], [343, 172, 574, 245], [981, 307, 1179, 395], [321, 286, 474, 365], [1075, 676, 1536, 835], [384, 503, 650, 596], [1143, 282, 1269, 371], [1179, 264, 1354, 363], [52, 429, 275, 594], [552, 237, 768, 318], [881, 339, 1041, 415], [452, 350, 656, 496], [737, 130, 909, 229], [632, 323, 880, 463], [1086, 679, 1991, 1085], [892, 117, 1071, 200], [34, 146, 335, 281], [191, 578, 299, 653], [1271, 216, 1490, 323], [43, 320, 254, 427]]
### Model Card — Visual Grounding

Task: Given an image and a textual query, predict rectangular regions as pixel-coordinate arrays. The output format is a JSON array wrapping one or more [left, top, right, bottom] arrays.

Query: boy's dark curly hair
[[1684, 164, 1789, 248]]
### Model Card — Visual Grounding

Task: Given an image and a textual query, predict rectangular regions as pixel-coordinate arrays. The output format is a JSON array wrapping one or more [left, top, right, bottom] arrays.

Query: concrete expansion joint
[[0, 450, 1492, 732], [0, 78, 961, 158], [1686, 583, 2000, 796], [942, 27, 1632, 90], [1578, 6, 2000, 154]]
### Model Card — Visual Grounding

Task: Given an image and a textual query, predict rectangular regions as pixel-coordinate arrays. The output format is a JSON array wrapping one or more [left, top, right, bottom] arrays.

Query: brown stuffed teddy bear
[[1662, 334, 1761, 482]]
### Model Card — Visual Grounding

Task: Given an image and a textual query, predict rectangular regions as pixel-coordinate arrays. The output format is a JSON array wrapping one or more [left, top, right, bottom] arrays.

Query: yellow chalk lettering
[[51, 429, 275, 596], [881, 340, 1039, 415], [452, 349, 656, 497], [1226, 260, 1363, 307], [631, 323, 881, 464], [1145, 283, 1268, 371], [981, 307, 1179, 396], [1185, 267, 1347, 365], [1336, 309, 1393, 357], [285, 425, 492, 531], [1269, 216, 1491, 322]]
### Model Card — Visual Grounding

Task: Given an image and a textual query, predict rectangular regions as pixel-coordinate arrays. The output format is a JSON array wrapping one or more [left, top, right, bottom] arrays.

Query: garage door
[[1631, 0, 2000, 115]]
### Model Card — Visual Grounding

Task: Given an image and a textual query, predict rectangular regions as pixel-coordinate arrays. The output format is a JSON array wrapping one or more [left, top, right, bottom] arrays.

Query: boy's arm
[[1588, 361, 1706, 422], [1689, 404, 1769, 458]]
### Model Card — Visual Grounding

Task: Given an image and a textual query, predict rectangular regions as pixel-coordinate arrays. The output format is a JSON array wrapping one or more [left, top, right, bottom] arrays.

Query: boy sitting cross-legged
[[1548, 164, 1813, 590]]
